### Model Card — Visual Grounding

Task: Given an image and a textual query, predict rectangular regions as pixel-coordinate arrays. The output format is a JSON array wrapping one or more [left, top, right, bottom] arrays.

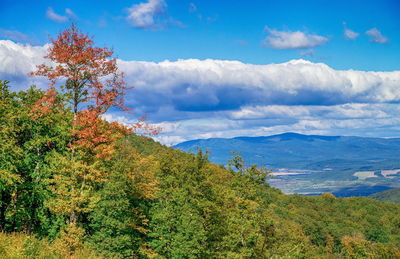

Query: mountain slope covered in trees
[[370, 188, 400, 204]]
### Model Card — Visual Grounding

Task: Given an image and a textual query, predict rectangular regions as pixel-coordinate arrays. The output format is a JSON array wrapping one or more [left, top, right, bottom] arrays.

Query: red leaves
[[72, 109, 116, 159], [30, 88, 58, 119], [31, 23, 132, 113], [30, 23, 159, 159], [71, 108, 137, 160]]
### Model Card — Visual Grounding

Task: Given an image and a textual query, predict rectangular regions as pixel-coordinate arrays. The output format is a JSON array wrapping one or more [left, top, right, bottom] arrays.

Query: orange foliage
[[29, 88, 58, 119], [30, 23, 130, 114], [72, 109, 128, 159], [30, 23, 159, 157]]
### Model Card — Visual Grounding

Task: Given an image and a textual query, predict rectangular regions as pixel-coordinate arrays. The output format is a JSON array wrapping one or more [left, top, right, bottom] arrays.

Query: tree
[[0, 80, 22, 231], [30, 24, 136, 253], [148, 151, 214, 258], [31, 23, 129, 115], [0, 81, 70, 236], [31, 23, 158, 160], [88, 142, 158, 258]]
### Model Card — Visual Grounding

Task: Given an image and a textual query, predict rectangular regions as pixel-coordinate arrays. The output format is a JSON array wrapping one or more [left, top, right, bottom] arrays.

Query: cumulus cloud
[[344, 28, 359, 40], [366, 28, 388, 44], [0, 40, 49, 89], [126, 0, 167, 28], [46, 7, 77, 23], [117, 58, 400, 111], [3, 40, 400, 108], [2, 40, 400, 144], [262, 27, 328, 49]]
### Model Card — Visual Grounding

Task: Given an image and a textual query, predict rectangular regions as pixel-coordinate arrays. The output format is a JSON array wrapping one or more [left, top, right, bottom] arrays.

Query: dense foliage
[[1, 25, 400, 258]]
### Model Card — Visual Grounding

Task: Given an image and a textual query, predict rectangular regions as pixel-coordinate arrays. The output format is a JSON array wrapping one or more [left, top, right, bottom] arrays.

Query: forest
[[1, 25, 400, 258]]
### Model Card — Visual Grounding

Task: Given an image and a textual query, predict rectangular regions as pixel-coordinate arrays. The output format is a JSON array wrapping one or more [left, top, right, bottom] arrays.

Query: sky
[[1, 0, 400, 145]]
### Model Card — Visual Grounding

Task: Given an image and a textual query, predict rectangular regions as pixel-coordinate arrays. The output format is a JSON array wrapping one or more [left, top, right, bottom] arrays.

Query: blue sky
[[1, 0, 400, 144], [1, 0, 399, 70]]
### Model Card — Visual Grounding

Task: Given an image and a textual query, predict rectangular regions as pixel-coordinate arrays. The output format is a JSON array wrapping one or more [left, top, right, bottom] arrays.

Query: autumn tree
[[30, 24, 138, 252], [31, 23, 129, 115]]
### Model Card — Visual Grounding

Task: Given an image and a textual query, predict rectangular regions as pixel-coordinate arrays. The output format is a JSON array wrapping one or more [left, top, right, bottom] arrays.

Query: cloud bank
[[1, 40, 400, 144], [118, 58, 400, 109]]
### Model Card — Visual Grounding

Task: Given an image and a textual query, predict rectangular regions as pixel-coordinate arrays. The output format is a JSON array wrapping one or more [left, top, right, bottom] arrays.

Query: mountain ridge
[[173, 132, 400, 196], [179, 132, 400, 143], [173, 132, 400, 169]]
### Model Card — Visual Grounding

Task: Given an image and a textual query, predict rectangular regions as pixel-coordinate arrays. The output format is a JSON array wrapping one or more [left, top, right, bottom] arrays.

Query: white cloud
[[46, 7, 77, 23], [229, 104, 391, 121], [0, 40, 50, 89], [344, 28, 359, 40], [2, 40, 400, 145], [230, 105, 311, 120], [2, 40, 400, 107], [126, 0, 166, 28], [366, 28, 388, 44], [263, 27, 328, 49], [117, 58, 400, 109]]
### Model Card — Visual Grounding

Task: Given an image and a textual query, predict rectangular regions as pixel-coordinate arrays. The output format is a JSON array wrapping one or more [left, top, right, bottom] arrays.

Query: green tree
[[0, 82, 69, 236], [148, 151, 215, 258], [89, 142, 158, 258]]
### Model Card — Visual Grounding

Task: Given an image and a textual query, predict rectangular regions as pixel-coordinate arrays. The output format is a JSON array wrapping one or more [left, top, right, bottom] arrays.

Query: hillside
[[1, 83, 400, 258], [174, 133, 400, 196], [3, 133, 400, 258], [370, 188, 400, 203]]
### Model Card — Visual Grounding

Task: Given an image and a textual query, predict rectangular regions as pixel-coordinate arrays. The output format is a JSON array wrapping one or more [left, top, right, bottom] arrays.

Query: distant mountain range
[[174, 133, 400, 196], [174, 132, 400, 170]]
